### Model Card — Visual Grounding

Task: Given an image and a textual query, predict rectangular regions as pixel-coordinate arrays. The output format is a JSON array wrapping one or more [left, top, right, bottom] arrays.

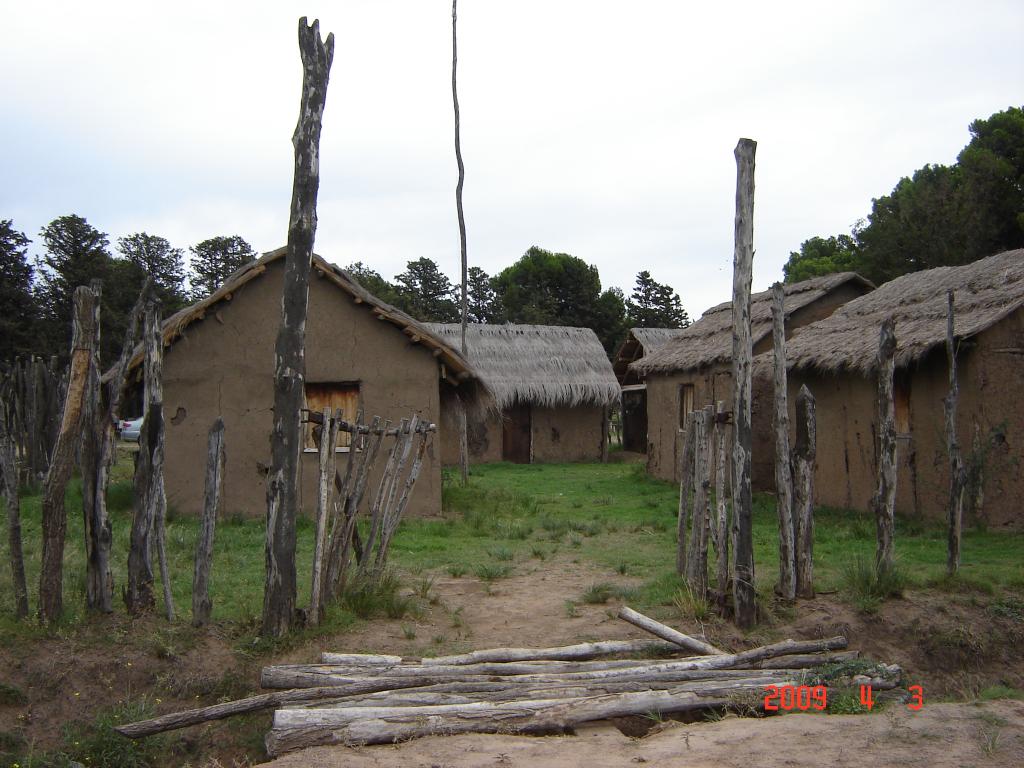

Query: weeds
[[402, 625, 417, 640], [474, 563, 512, 582], [673, 584, 712, 622], [488, 546, 514, 562], [62, 696, 169, 768], [0, 682, 27, 706], [978, 685, 1024, 701], [341, 572, 416, 620], [987, 595, 1024, 622], [841, 557, 907, 613], [564, 600, 580, 618], [530, 545, 547, 560], [581, 583, 617, 605], [446, 563, 467, 578]]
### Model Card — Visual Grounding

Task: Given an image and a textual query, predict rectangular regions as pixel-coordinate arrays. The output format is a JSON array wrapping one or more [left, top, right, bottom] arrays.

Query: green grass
[[2, 458, 1023, 646]]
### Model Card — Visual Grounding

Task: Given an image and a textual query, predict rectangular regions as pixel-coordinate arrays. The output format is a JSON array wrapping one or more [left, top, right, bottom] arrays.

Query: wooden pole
[[793, 385, 816, 599], [601, 405, 610, 463], [192, 417, 225, 627], [771, 283, 796, 600], [263, 17, 334, 638], [944, 290, 966, 575], [675, 410, 696, 576], [872, 317, 897, 573], [147, 301, 173, 623], [310, 408, 338, 626], [713, 401, 729, 613], [79, 280, 105, 610], [617, 606, 723, 655], [685, 406, 713, 597], [452, 0, 471, 487], [457, 399, 469, 486], [731, 138, 757, 629], [0, 416, 28, 618], [39, 285, 97, 623]]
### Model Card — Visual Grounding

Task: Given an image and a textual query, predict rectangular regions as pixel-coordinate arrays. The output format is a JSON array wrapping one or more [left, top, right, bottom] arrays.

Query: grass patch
[[341, 572, 416, 620], [61, 696, 169, 768], [581, 583, 617, 604], [474, 564, 512, 582], [673, 584, 713, 622], [825, 686, 877, 714], [978, 685, 1024, 701], [0, 682, 27, 707], [840, 557, 908, 613], [987, 595, 1024, 622]]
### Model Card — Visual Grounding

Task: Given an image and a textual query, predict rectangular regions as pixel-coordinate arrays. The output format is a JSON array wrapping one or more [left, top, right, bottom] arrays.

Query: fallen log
[[262, 637, 847, 689], [266, 688, 746, 754], [412, 639, 678, 666], [113, 677, 453, 739], [617, 606, 724, 655]]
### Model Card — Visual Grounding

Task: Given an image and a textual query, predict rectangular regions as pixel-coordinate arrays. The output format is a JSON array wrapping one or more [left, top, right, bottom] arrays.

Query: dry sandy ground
[[261, 700, 1024, 768]]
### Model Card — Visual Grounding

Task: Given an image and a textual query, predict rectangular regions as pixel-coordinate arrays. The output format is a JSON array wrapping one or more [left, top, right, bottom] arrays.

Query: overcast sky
[[2, 1, 1022, 320]]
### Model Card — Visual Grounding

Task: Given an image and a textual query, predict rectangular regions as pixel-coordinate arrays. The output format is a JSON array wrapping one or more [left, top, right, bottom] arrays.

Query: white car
[[119, 417, 144, 442]]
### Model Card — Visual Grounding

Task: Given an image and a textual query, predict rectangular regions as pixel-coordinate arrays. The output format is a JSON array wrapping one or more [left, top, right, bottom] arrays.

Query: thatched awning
[[612, 327, 686, 385], [782, 249, 1024, 375], [424, 323, 620, 411], [632, 272, 874, 375], [118, 248, 478, 388]]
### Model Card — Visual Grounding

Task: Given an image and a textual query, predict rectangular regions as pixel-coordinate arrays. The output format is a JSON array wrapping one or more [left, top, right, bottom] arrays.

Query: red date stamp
[[764, 684, 924, 711]]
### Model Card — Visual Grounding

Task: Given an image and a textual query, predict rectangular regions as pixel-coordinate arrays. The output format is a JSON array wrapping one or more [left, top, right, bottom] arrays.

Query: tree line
[[784, 106, 1024, 285], [2, 217, 690, 364]]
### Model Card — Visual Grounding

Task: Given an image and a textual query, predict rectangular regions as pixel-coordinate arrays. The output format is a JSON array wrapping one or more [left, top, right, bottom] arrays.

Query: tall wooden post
[[457, 399, 469, 485], [675, 410, 696, 576], [771, 283, 796, 600], [453, 0, 471, 486], [80, 280, 107, 611], [310, 408, 338, 626], [872, 317, 898, 573], [601, 405, 610, 463], [944, 290, 966, 575], [686, 405, 714, 598], [0, 416, 28, 618], [192, 418, 225, 627], [263, 18, 334, 638], [793, 384, 816, 598], [731, 138, 757, 629], [39, 286, 97, 623]]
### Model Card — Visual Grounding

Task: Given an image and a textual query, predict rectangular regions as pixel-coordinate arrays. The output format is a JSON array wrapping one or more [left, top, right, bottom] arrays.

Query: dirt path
[[261, 700, 1024, 767]]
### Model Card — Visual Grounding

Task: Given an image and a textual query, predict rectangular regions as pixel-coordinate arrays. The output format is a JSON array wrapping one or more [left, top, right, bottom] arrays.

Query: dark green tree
[[34, 214, 114, 357], [0, 220, 36, 359], [492, 246, 626, 354], [189, 235, 256, 299], [393, 257, 459, 322], [117, 232, 187, 309], [783, 234, 860, 283], [467, 266, 498, 323], [345, 261, 401, 305], [625, 270, 690, 328]]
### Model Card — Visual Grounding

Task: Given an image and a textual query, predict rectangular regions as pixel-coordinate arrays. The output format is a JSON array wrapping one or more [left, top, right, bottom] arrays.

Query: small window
[[894, 375, 911, 435], [678, 384, 695, 429], [305, 382, 360, 451]]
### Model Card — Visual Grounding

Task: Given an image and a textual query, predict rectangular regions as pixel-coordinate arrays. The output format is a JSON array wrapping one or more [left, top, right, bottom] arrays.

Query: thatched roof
[[612, 328, 686, 385], [782, 249, 1024, 375], [119, 248, 478, 387], [424, 323, 620, 410], [632, 272, 874, 375]]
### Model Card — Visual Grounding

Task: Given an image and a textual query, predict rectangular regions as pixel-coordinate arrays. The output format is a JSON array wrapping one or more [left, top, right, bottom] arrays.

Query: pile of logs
[[115, 607, 902, 757]]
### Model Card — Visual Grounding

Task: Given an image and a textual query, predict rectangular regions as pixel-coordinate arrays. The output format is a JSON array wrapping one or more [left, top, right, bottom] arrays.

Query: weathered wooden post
[[39, 285, 98, 623], [0, 416, 28, 618], [192, 418, 225, 627], [686, 405, 714, 598], [675, 410, 696, 576], [126, 299, 167, 617], [600, 405, 610, 463], [871, 317, 898, 573], [793, 384, 816, 598], [771, 283, 796, 600], [452, 0, 471, 487], [457, 401, 469, 485], [309, 408, 338, 626], [263, 17, 334, 638], [80, 280, 106, 610], [944, 290, 966, 575], [713, 401, 729, 612], [731, 138, 757, 629]]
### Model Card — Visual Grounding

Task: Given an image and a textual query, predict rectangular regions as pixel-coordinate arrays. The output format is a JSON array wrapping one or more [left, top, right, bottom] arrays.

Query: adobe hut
[[632, 273, 873, 487], [123, 248, 486, 519], [612, 328, 685, 453], [780, 249, 1024, 529], [425, 323, 620, 464]]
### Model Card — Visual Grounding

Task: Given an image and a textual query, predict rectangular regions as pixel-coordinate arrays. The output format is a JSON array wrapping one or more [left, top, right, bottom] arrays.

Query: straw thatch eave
[[631, 272, 874, 376], [114, 248, 480, 391], [424, 323, 620, 411], [780, 249, 1024, 376]]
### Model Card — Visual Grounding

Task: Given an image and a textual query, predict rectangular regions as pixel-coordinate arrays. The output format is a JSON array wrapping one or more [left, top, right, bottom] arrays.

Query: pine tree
[[625, 270, 690, 329], [189, 235, 256, 299], [117, 232, 187, 309], [467, 266, 497, 323], [0, 220, 36, 359], [394, 257, 459, 322], [346, 261, 401, 305]]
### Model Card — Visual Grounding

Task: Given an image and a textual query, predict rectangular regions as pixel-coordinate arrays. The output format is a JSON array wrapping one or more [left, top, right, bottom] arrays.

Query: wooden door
[[622, 389, 647, 453], [502, 404, 532, 463]]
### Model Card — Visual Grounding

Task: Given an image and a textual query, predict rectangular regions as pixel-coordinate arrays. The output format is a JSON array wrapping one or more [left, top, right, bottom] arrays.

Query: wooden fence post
[[872, 317, 897, 573], [731, 138, 757, 629], [39, 285, 98, 623], [193, 418, 226, 627], [310, 408, 338, 626], [0, 416, 29, 618], [713, 401, 729, 613], [675, 411, 696, 576], [771, 283, 796, 600], [944, 290, 966, 575], [457, 399, 469, 486], [80, 280, 105, 611], [263, 17, 334, 638], [685, 405, 714, 598], [793, 384, 816, 598]]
